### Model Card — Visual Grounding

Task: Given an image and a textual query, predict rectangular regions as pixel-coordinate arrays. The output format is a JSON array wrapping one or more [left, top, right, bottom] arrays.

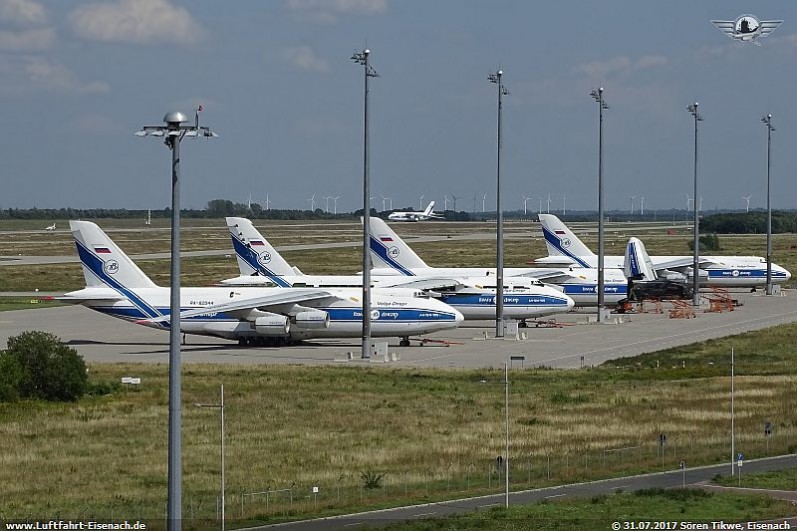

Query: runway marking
[[343, 523, 364, 527], [414, 511, 436, 517], [545, 494, 566, 499], [479, 502, 499, 507]]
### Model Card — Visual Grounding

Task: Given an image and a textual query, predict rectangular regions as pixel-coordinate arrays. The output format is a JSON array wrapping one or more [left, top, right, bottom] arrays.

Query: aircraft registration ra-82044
[[56, 220, 463, 347], [367, 216, 628, 307], [535, 214, 791, 289], [219, 217, 574, 322], [387, 201, 444, 222]]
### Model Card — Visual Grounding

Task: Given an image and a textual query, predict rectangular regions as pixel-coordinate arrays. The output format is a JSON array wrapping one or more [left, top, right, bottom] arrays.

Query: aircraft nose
[[453, 308, 465, 324], [565, 294, 575, 310]]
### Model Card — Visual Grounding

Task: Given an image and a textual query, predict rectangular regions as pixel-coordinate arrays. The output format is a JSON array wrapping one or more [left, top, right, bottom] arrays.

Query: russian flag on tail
[[94, 247, 112, 254]]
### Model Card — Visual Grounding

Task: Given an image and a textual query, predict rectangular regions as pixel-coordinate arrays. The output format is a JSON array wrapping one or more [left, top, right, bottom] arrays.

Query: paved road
[[1, 290, 795, 369], [242, 454, 797, 530]]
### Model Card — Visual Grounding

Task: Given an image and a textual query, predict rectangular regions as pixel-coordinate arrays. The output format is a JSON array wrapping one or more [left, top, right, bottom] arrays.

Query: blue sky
[[1, 0, 796, 213]]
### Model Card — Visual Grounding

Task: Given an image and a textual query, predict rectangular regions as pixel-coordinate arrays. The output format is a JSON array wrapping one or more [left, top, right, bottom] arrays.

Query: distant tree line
[[700, 212, 797, 234], [2, 202, 794, 229]]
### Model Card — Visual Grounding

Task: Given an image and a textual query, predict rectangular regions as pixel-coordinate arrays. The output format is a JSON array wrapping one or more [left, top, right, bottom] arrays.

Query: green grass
[[0, 296, 65, 311], [379, 489, 797, 530], [2, 321, 797, 525], [714, 467, 797, 490]]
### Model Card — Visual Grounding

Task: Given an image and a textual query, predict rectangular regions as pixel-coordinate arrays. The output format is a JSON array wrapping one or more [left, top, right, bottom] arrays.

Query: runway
[[1, 289, 794, 369]]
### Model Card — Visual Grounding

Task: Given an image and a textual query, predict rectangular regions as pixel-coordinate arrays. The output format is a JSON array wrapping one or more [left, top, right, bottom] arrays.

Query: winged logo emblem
[[711, 15, 783, 46]]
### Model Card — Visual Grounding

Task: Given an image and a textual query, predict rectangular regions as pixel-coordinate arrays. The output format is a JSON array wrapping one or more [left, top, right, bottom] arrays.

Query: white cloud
[[23, 57, 110, 94], [279, 46, 329, 72], [68, 0, 202, 45], [287, 0, 387, 24], [634, 55, 668, 70], [0, 27, 53, 50], [0, 0, 47, 25]]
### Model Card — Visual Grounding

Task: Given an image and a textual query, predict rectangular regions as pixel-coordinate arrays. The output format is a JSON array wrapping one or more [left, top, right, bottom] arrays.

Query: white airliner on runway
[[367, 217, 628, 307], [220, 217, 574, 322], [535, 214, 791, 289], [387, 201, 443, 222], [56, 221, 463, 347]]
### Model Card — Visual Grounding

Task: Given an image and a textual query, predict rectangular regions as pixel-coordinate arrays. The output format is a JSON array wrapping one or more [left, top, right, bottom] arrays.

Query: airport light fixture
[[136, 110, 217, 531], [196, 385, 225, 531], [687, 102, 703, 307], [761, 114, 775, 296], [590, 87, 608, 321], [351, 48, 379, 359], [488, 68, 508, 337]]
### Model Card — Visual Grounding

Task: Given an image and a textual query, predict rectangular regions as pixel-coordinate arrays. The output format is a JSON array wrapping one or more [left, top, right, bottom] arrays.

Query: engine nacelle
[[294, 310, 330, 329], [254, 315, 290, 336]]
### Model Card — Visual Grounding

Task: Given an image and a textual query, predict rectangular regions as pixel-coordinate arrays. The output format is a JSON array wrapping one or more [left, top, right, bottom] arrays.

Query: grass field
[[1, 322, 796, 526], [714, 467, 797, 490], [380, 489, 797, 530]]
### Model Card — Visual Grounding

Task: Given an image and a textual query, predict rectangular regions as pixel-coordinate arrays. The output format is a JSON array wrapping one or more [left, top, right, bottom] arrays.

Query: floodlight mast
[[590, 88, 608, 322], [136, 110, 216, 531], [761, 113, 775, 296], [351, 48, 379, 358], [488, 69, 508, 337], [687, 102, 703, 307]]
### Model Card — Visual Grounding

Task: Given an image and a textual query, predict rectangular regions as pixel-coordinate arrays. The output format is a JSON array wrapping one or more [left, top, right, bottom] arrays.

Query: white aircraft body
[[535, 214, 791, 288], [57, 221, 463, 347], [367, 217, 628, 307], [387, 201, 443, 222], [220, 217, 574, 321], [45, 223, 56, 231]]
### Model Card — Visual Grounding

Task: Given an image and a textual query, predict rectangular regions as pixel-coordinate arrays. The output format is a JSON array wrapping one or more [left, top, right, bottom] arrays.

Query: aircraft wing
[[385, 277, 469, 291], [141, 289, 335, 323], [514, 270, 582, 283], [55, 288, 126, 304], [653, 257, 715, 271]]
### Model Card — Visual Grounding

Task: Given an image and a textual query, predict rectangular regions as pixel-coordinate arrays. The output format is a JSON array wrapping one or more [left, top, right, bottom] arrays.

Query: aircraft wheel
[[399, 338, 410, 347]]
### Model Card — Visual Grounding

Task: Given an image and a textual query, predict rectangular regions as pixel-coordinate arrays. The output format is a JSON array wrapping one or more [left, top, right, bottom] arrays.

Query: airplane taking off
[[57, 221, 463, 347], [387, 201, 443, 222], [220, 217, 574, 321], [535, 214, 791, 289], [367, 216, 627, 307], [45, 223, 56, 231]]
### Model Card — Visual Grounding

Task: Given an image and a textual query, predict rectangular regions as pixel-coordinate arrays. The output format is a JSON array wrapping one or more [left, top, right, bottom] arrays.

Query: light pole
[[687, 102, 703, 307], [590, 88, 608, 322], [352, 48, 379, 359], [196, 385, 225, 531], [761, 114, 775, 296], [136, 110, 216, 531], [488, 69, 508, 337], [504, 362, 510, 507]]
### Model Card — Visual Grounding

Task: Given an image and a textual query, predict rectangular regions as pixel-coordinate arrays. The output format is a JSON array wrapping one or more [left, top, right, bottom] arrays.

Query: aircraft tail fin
[[70, 220, 158, 289], [624, 237, 657, 281], [225, 217, 295, 286], [423, 201, 435, 216], [538, 214, 595, 266], [367, 217, 427, 275]]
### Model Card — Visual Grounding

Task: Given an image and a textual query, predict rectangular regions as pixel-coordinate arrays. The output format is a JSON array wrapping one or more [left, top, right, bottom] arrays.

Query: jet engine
[[254, 315, 290, 336], [294, 310, 330, 329]]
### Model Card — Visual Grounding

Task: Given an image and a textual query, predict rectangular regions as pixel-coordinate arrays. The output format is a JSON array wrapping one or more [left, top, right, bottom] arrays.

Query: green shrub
[[4, 331, 87, 402], [0, 350, 22, 401]]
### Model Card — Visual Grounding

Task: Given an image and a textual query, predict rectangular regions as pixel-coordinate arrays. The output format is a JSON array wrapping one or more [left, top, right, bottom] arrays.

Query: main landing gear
[[399, 337, 411, 347]]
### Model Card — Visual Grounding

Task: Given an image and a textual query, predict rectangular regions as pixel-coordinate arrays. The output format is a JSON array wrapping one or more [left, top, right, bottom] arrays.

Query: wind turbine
[[699, 195, 703, 211], [307, 194, 316, 211], [686, 194, 692, 210], [418, 194, 425, 211], [323, 196, 332, 213], [482, 193, 487, 213], [331, 196, 339, 214], [443, 194, 449, 211], [451, 195, 459, 212], [546, 194, 551, 214], [264, 194, 271, 211], [630, 195, 636, 214], [521, 195, 530, 216], [640, 196, 644, 216], [562, 195, 566, 216], [742, 195, 752, 213], [247, 193, 253, 211], [538, 196, 543, 214], [380, 195, 391, 212]]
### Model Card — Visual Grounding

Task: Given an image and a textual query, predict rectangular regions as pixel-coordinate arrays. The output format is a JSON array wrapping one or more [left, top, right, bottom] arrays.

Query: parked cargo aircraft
[[367, 217, 628, 307], [624, 237, 693, 301], [56, 221, 463, 347], [535, 214, 791, 288], [388, 201, 443, 222], [220, 217, 574, 321]]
